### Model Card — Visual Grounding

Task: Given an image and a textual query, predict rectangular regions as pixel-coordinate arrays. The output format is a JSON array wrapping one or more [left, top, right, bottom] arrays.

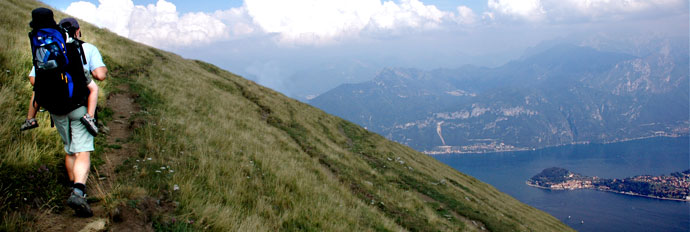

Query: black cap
[[59, 17, 80, 29], [30, 7, 57, 29]]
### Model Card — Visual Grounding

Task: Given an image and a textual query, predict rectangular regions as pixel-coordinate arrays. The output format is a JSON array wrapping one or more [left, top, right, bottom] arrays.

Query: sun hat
[[29, 7, 57, 29]]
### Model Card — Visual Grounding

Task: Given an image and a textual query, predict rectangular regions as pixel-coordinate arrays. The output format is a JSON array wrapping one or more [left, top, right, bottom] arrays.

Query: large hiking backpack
[[29, 26, 89, 115]]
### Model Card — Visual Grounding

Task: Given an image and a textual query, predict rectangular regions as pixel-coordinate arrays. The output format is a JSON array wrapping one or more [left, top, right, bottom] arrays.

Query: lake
[[432, 136, 690, 232]]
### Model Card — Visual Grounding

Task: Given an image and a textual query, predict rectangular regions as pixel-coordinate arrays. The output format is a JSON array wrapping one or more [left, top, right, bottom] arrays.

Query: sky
[[41, 0, 689, 99]]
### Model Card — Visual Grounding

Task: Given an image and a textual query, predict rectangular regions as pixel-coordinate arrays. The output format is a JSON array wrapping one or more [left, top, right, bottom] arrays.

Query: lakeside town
[[423, 134, 688, 155], [527, 167, 690, 201], [423, 141, 533, 155]]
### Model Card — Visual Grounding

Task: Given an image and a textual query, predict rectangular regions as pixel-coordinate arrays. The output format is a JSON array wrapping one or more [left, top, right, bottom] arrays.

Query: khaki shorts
[[51, 106, 94, 154]]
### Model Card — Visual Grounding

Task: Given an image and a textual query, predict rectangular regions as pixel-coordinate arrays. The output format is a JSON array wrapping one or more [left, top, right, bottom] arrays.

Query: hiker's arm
[[86, 82, 98, 117], [91, 67, 107, 81], [29, 67, 35, 85]]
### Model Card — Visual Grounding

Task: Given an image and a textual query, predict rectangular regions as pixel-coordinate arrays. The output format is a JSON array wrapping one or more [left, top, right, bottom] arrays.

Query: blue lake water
[[432, 136, 690, 232]]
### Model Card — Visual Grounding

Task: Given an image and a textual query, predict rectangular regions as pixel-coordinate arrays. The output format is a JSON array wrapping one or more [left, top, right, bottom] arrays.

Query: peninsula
[[527, 167, 690, 201]]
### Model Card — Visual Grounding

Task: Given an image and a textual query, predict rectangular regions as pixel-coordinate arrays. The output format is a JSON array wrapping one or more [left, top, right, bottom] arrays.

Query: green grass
[[0, 0, 574, 231], [0, 0, 78, 218]]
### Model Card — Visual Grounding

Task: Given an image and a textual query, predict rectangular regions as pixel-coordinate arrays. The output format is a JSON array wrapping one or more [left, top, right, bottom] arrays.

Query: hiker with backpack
[[22, 17, 104, 134], [24, 8, 107, 217]]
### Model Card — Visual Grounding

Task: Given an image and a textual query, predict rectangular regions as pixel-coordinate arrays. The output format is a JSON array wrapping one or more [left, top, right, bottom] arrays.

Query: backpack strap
[[27, 31, 38, 69], [74, 38, 87, 65]]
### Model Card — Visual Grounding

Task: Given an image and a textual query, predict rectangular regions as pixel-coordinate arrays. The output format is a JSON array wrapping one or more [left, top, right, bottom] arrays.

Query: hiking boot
[[80, 113, 98, 136], [67, 188, 93, 217], [20, 118, 38, 131]]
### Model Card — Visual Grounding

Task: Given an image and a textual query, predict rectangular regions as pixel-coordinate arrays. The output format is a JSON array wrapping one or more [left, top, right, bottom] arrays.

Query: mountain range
[[310, 41, 689, 153]]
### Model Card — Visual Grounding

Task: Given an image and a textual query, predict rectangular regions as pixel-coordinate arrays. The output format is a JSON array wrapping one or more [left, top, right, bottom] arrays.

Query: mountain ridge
[[311, 43, 689, 153]]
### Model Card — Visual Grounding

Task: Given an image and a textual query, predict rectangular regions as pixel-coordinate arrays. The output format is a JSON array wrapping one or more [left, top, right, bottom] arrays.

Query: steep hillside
[[311, 44, 689, 153], [0, 0, 572, 231]]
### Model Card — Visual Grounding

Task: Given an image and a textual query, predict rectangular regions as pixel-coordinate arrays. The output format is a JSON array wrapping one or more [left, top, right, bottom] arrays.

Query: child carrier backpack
[[29, 25, 89, 115]]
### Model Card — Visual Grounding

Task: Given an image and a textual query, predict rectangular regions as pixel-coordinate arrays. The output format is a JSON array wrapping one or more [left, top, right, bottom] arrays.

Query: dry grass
[[1, 0, 573, 231]]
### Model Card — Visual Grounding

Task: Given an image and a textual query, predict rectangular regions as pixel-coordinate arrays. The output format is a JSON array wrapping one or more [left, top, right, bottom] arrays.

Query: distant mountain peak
[[373, 67, 432, 84]]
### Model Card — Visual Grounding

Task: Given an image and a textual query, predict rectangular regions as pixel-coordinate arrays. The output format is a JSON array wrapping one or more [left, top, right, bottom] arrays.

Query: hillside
[[311, 44, 689, 153], [0, 0, 572, 231]]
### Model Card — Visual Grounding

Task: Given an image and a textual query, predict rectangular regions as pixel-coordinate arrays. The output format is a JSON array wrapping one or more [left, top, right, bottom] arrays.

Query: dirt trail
[[34, 85, 152, 232]]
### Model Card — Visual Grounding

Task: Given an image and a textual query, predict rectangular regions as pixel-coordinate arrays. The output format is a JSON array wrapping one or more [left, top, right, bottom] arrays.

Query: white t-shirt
[[30, 42, 105, 84]]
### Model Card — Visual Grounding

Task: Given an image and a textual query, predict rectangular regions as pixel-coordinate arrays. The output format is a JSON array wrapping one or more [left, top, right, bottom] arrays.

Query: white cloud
[[245, 0, 376, 43], [66, 0, 228, 48], [62, 0, 686, 48], [244, 0, 452, 45], [65, 0, 133, 36], [454, 6, 477, 25], [65, 0, 470, 47], [373, 0, 447, 29], [214, 8, 257, 37], [487, 0, 545, 21]]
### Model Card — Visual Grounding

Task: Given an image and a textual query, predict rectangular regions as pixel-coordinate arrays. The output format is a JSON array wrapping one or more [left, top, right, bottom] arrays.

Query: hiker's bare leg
[[65, 154, 76, 182], [72, 151, 90, 184], [86, 82, 98, 116], [27, 92, 38, 120]]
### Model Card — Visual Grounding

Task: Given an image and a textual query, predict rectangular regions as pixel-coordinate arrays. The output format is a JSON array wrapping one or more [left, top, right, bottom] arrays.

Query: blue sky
[[45, 0, 243, 12], [40, 0, 689, 99], [45, 0, 688, 49], [44, 0, 487, 13]]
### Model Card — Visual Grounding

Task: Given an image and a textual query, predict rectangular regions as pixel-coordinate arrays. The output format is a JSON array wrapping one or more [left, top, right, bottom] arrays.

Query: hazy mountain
[[311, 42, 689, 153], [285, 59, 379, 101]]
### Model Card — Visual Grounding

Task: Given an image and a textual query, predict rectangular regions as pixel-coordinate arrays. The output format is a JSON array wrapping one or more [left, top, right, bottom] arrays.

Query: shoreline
[[597, 188, 690, 202], [526, 181, 690, 202], [424, 134, 688, 155]]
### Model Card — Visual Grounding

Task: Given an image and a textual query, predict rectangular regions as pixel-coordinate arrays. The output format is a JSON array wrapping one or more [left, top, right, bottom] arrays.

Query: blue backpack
[[30, 27, 68, 71], [29, 26, 89, 115]]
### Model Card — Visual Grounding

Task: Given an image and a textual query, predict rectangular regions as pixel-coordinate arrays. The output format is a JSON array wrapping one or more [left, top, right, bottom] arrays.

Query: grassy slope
[[0, 0, 572, 231]]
